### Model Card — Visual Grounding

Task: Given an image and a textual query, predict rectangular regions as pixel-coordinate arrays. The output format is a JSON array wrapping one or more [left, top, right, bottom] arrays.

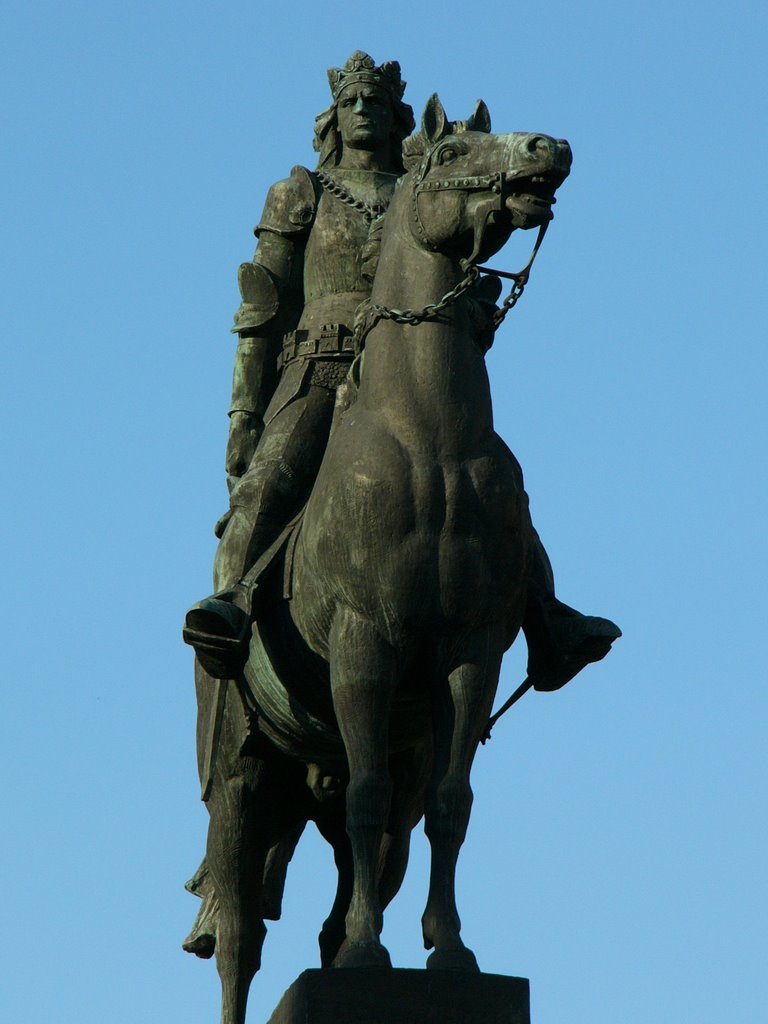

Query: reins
[[352, 217, 550, 350], [476, 218, 550, 329]]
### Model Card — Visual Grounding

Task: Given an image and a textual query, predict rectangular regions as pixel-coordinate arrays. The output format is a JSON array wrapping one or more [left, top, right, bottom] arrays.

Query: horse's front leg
[[314, 796, 353, 967], [378, 742, 431, 910], [421, 625, 505, 971], [329, 606, 396, 968]]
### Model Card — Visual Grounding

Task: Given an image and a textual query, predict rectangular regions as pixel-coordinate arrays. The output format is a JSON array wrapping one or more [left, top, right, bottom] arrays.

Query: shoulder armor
[[231, 262, 280, 333], [254, 166, 320, 239]]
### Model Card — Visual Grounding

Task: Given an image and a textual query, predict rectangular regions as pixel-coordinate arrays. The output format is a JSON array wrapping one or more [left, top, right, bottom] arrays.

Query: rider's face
[[336, 84, 394, 150]]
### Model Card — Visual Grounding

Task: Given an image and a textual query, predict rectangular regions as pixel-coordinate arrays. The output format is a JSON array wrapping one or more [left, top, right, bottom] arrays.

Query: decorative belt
[[277, 323, 356, 370]]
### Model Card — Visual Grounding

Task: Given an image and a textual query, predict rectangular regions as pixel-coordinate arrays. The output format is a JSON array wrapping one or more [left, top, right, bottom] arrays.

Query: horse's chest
[[410, 457, 525, 606], [309, 434, 526, 628]]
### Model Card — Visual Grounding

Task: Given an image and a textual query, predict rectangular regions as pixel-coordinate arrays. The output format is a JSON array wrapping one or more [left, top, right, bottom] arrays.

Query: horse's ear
[[422, 93, 449, 143], [468, 99, 491, 134]]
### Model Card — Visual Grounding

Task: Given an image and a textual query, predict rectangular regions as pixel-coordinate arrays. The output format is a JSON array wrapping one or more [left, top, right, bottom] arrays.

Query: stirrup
[[183, 595, 250, 678]]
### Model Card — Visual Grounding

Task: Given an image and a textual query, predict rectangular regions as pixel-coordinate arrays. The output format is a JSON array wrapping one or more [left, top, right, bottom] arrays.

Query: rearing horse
[[206, 94, 572, 1021]]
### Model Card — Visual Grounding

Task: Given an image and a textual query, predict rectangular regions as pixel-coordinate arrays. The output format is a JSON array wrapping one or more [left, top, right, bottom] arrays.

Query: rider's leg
[[184, 380, 338, 659], [523, 526, 621, 691], [214, 382, 338, 591], [500, 445, 620, 689]]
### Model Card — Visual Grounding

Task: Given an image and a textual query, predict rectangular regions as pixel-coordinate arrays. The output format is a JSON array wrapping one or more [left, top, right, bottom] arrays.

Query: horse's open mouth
[[504, 173, 561, 223], [464, 169, 565, 263]]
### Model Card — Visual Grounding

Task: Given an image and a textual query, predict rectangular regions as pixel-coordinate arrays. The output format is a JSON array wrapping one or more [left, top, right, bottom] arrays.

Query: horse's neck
[[358, 195, 494, 454]]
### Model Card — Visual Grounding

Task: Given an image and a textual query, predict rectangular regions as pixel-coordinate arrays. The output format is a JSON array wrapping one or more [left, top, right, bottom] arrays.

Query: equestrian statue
[[181, 52, 620, 1024]]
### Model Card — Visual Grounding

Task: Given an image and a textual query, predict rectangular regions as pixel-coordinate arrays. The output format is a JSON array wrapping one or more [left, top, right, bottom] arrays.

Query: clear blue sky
[[2, 3, 766, 1022]]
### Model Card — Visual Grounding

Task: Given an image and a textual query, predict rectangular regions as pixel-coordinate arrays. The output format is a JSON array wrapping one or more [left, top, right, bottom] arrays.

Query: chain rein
[[352, 264, 528, 350], [315, 169, 537, 348], [492, 274, 529, 328]]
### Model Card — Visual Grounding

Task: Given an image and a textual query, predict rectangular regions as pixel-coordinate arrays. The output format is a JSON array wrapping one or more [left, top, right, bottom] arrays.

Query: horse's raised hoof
[[182, 887, 218, 959], [426, 947, 480, 972], [181, 931, 216, 959], [332, 939, 392, 969]]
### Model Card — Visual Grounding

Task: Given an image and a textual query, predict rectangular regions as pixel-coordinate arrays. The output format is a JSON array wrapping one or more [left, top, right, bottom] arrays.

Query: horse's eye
[[437, 146, 460, 165]]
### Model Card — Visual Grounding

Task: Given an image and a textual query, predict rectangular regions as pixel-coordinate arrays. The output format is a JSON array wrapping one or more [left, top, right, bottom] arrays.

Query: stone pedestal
[[266, 968, 530, 1024]]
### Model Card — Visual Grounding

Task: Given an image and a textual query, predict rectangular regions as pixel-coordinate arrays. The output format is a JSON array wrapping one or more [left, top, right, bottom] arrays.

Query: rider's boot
[[182, 504, 284, 677], [523, 529, 621, 691], [523, 595, 621, 692], [183, 589, 250, 679]]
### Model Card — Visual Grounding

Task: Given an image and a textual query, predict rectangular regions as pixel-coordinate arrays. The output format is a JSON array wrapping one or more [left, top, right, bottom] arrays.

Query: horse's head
[[401, 94, 572, 267]]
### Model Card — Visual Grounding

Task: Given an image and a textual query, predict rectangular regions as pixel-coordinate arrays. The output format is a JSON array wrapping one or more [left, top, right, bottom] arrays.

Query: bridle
[[411, 170, 511, 254], [352, 166, 551, 349], [412, 161, 552, 305]]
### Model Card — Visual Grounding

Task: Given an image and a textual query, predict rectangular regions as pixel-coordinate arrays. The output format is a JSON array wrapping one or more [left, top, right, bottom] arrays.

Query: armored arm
[[225, 243, 290, 480], [225, 167, 317, 479]]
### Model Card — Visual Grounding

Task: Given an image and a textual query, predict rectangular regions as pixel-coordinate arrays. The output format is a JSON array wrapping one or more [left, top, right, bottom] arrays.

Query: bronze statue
[[182, 52, 620, 1024]]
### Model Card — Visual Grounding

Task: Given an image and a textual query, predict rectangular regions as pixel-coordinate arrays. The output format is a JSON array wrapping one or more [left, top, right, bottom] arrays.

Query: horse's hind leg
[[182, 859, 219, 958], [314, 743, 429, 966], [328, 607, 397, 968], [205, 690, 307, 1024], [421, 626, 504, 971], [206, 752, 269, 1024]]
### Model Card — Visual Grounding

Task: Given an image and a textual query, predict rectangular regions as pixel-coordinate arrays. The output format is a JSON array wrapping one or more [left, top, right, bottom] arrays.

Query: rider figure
[[184, 52, 413, 666], [182, 53, 620, 956]]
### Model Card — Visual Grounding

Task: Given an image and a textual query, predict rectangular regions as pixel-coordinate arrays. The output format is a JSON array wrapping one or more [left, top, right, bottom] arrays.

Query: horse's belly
[[298, 412, 529, 642]]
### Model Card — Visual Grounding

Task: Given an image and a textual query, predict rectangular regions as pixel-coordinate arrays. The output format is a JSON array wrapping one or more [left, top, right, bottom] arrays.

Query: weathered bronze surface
[[182, 52, 620, 1024]]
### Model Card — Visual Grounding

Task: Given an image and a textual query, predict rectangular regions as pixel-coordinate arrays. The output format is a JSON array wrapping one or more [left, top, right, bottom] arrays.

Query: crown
[[327, 51, 406, 102]]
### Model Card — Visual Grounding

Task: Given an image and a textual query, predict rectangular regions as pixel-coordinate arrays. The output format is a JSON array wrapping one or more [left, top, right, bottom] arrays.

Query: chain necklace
[[315, 170, 390, 222]]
